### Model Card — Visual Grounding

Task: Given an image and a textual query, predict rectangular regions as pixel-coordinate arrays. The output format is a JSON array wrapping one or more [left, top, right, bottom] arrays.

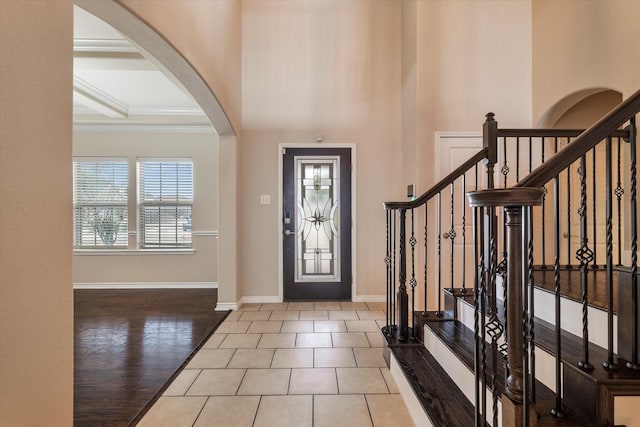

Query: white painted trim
[[215, 302, 239, 311], [74, 38, 137, 53], [277, 143, 357, 302], [240, 296, 283, 305], [390, 352, 433, 427], [74, 248, 196, 256], [127, 106, 206, 116], [73, 123, 215, 133], [74, 282, 218, 289], [192, 230, 219, 237], [353, 295, 386, 303], [73, 76, 129, 118], [434, 131, 483, 188]]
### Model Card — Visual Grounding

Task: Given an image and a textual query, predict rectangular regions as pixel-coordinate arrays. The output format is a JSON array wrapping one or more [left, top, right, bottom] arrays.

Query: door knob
[[284, 229, 293, 236]]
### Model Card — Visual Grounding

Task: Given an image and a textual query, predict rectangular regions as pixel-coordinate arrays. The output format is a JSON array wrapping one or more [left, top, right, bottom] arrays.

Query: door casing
[[278, 143, 356, 302]]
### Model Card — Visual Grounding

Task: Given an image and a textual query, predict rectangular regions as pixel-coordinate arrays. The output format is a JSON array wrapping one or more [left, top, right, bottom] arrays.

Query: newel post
[[483, 112, 498, 190], [468, 188, 544, 427]]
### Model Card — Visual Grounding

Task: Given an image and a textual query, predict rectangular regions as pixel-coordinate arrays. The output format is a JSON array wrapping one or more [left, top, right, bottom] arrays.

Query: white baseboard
[[240, 295, 283, 304], [73, 282, 218, 289], [353, 294, 386, 303], [215, 302, 239, 311]]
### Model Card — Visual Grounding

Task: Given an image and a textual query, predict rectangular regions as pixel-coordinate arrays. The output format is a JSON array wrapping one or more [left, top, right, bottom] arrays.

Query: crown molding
[[73, 76, 129, 118], [74, 38, 137, 54], [127, 106, 206, 116], [73, 123, 215, 133]]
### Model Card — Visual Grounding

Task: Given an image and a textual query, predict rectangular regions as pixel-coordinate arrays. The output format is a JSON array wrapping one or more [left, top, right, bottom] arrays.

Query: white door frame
[[277, 143, 357, 302]]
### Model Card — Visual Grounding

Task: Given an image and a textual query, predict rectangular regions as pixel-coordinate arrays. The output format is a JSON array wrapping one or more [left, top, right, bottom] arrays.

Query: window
[[138, 159, 193, 248], [73, 158, 128, 248]]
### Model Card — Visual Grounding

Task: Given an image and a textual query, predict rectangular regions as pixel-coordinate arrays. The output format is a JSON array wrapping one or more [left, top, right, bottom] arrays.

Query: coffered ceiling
[[73, 6, 210, 130]]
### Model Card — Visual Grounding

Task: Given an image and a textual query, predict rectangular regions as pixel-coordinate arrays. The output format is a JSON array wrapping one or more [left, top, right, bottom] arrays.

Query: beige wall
[[532, 0, 640, 124], [240, 0, 403, 299], [72, 130, 219, 285], [0, 1, 74, 425]]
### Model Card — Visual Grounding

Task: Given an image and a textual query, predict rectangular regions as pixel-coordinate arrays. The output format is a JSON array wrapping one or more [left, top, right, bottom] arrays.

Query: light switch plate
[[260, 194, 271, 205]]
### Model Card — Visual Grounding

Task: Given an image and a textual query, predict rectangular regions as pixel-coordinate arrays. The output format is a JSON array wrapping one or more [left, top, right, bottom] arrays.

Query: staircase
[[382, 89, 640, 427]]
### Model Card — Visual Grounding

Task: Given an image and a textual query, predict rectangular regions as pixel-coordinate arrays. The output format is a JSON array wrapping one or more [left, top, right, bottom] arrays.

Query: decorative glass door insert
[[295, 157, 340, 282]]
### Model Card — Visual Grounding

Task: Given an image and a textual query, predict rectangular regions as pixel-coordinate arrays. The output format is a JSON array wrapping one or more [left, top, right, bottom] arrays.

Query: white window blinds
[[73, 159, 128, 248], [138, 159, 193, 248]]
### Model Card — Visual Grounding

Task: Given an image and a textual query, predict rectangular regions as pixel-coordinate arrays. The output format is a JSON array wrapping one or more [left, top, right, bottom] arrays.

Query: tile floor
[[138, 301, 414, 427]]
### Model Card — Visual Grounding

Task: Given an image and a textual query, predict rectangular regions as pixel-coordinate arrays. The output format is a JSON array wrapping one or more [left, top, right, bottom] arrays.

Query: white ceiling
[[73, 6, 210, 128]]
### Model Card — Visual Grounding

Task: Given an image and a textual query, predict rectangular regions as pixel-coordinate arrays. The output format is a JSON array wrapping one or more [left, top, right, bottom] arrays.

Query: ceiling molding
[[74, 38, 137, 54], [73, 123, 215, 134], [127, 106, 206, 116], [73, 76, 129, 118]]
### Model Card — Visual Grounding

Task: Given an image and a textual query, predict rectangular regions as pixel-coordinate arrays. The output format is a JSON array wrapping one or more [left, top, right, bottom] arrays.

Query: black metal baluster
[[503, 137, 509, 188], [577, 155, 594, 371], [528, 205, 536, 404], [474, 205, 484, 426], [603, 136, 618, 370], [616, 137, 624, 266], [516, 137, 521, 182], [450, 183, 456, 290], [487, 209, 502, 427], [398, 209, 409, 341], [541, 138, 547, 268], [410, 209, 417, 339], [393, 210, 397, 330], [551, 170, 565, 418], [499, 138, 509, 281], [385, 209, 391, 333], [592, 147, 599, 269], [462, 173, 467, 294], [567, 160, 573, 268], [423, 205, 429, 317], [627, 116, 639, 370], [437, 192, 443, 316]]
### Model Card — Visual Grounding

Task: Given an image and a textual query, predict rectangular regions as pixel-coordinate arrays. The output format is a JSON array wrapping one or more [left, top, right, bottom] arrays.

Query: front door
[[282, 147, 352, 300]]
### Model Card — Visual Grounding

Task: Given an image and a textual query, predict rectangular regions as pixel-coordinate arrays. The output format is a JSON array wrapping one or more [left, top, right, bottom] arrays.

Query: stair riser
[[389, 353, 434, 427]]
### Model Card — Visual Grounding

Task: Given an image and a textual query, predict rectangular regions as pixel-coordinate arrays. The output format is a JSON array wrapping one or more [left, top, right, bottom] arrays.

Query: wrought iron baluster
[[385, 209, 391, 333], [592, 147, 599, 269], [516, 137, 521, 182], [627, 116, 639, 370], [473, 205, 485, 426], [398, 209, 409, 341], [462, 173, 467, 293], [527, 206, 536, 404], [616, 136, 624, 266], [577, 155, 594, 371], [502, 137, 509, 188], [392, 210, 397, 330], [566, 159, 573, 269], [603, 136, 618, 370], [423, 205, 429, 317], [450, 183, 456, 290], [410, 209, 417, 339], [551, 171, 565, 418], [487, 209, 502, 427], [541, 138, 547, 268], [437, 192, 443, 316]]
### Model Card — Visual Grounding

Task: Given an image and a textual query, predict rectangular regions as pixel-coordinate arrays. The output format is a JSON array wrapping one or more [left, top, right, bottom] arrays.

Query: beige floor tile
[[314, 320, 347, 332], [353, 348, 387, 368], [224, 311, 242, 321], [314, 302, 342, 311], [287, 302, 315, 311], [375, 319, 387, 329], [299, 310, 329, 320], [227, 348, 275, 368], [237, 368, 291, 395], [254, 395, 312, 427], [239, 311, 271, 321], [186, 369, 246, 396], [356, 310, 386, 320], [186, 349, 235, 369], [331, 332, 370, 348], [269, 310, 299, 321], [137, 396, 207, 427], [289, 368, 337, 394], [380, 368, 399, 394], [193, 396, 260, 427], [314, 394, 373, 427], [365, 332, 384, 347], [365, 302, 386, 311], [296, 332, 332, 348], [336, 368, 389, 394], [365, 394, 415, 426], [340, 302, 369, 311], [202, 333, 226, 349], [314, 348, 356, 368], [257, 333, 297, 348], [218, 333, 262, 349], [328, 310, 359, 320], [345, 320, 381, 333], [260, 303, 289, 311], [247, 320, 283, 333], [281, 320, 314, 333], [215, 321, 251, 334], [239, 303, 261, 311], [163, 369, 201, 396], [271, 348, 314, 368]]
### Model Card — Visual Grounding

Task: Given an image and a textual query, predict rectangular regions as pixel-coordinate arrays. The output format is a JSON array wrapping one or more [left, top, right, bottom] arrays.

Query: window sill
[[73, 248, 196, 256]]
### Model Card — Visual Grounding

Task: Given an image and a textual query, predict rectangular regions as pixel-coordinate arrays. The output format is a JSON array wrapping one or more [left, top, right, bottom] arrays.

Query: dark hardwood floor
[[74, 288, 229, 426]]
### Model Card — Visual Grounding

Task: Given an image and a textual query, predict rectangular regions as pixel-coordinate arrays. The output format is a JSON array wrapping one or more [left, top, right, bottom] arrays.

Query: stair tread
[[391, 345, 480, 427]]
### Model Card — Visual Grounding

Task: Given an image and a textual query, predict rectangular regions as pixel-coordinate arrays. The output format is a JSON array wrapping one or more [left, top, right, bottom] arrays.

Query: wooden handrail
[[384, 148, 488, 210], [497, 128, 628, 138], [517, 88, 640, 188]]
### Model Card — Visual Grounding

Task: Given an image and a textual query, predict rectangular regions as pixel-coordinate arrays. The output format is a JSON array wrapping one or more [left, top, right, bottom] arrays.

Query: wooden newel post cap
[[466, 187, 545, 208]]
